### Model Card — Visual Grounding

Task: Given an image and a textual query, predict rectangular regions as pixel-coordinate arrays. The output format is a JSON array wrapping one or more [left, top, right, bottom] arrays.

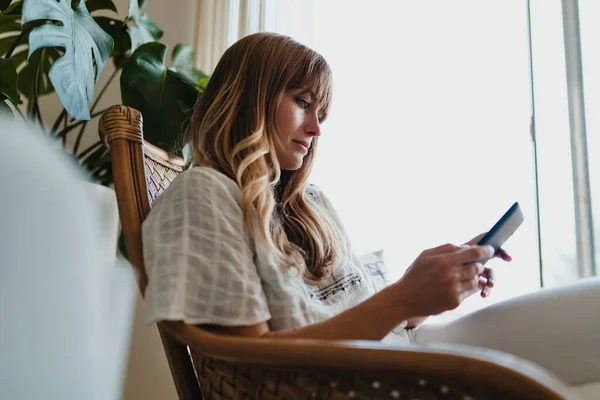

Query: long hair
[[185, 32, 339, 280]]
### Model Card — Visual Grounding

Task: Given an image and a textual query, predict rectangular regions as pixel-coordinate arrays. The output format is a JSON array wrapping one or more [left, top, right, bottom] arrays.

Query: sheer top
[[142, 167, 387, 330]]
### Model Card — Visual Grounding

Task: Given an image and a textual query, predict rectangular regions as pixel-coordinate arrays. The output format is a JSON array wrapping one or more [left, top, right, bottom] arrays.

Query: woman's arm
[[206, 244, 495, 341], [209, 282, 411, 340]]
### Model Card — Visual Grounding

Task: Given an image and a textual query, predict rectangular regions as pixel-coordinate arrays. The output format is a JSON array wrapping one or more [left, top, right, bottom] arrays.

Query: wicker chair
[[99, 104, 578, 400]]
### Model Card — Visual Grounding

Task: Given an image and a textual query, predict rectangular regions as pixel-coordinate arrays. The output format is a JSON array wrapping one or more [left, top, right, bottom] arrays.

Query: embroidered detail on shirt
[[306, 184, 318, 201], [308, 271, 363, 301]]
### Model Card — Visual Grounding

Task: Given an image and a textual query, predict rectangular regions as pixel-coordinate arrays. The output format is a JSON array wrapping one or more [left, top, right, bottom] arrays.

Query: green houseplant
[[0, 0, 207, 185]]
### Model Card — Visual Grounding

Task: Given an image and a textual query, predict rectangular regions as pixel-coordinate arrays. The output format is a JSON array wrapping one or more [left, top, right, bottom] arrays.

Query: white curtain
[[193, 0, 230, 74], [193, 0, 267, 74], [237, 0, 266, 39]]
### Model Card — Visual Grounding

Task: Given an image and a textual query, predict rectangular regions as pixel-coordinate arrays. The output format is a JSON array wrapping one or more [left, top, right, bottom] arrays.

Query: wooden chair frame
[[99, 105, 576, 400]]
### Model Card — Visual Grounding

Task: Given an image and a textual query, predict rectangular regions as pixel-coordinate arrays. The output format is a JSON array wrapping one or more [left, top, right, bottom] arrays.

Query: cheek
[[280, 104, 302, 133]]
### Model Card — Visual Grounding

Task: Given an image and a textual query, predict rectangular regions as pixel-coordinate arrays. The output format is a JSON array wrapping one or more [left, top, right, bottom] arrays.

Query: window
[[579, 0, 600, 275], [258, 0, 597, 321], [263, 1, 543, 321], [529, 0, 578, 287]]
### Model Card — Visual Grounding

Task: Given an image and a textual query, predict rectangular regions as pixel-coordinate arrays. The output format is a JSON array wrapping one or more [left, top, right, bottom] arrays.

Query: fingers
[[424, 242, 502, 305], [455, 263, 486, 302], [463, 232, 486, 246], [458, 276, 480, 299], [450, 245, 495, 266], [484, 267, 495, 287], [428, 242, 511, 265], [495, 248, 512, 262], [479, 268, 495, 297], [480, 278, 492, 297], [458, 262, 484, 281], [478, 275, 488, 289], [462, 233, 513, 263]]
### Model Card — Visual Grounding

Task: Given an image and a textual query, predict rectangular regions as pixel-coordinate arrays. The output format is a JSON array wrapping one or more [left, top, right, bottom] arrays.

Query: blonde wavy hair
[[185, 32, 340, 280]]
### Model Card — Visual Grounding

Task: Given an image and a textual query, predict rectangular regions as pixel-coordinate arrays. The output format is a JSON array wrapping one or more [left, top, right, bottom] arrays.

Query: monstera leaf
[[22, 0, 114, 120], [126, 0, 162, 50], [0, 0, 12, 12], [0, 33, 21, 57], [84, 0, 117, 13], [1, 1, 123, 102], [171, 43, 193, 68], [1, 2, 52, 102], [0, 58, 18, 106], [121, 42, 200, 152], [0, 57, 18, 115], [170, 43, 208, 87], [17, 48, 61, 105], [0, 2, 24, 58], [95, 17, 131, 60]]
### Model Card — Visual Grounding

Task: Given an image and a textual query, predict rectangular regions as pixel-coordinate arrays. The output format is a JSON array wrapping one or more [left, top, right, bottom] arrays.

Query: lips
[[293, 140, 310, 150]]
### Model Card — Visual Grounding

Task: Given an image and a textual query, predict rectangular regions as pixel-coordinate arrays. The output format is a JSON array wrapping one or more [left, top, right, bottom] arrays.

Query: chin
[[280, 158, 303, 171]]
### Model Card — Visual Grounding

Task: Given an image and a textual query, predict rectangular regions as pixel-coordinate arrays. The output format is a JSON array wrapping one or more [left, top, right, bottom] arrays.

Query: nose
[[306, 111, 321, 137]]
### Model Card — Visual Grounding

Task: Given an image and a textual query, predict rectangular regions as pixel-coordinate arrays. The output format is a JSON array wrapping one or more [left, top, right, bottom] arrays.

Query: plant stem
[[90, 108, 108, 118], [50, 108, 68, 148], [93, 68, 119, 113], [56, 108, 109, 139], [51, 108, 67, 134], [72, 126, 87, 155], [31, 48, 45, 133], [77, 140, 103, 160], [73, 68, 119, 155], [4, 26, 32, 59], [62, 110, 69, 147]]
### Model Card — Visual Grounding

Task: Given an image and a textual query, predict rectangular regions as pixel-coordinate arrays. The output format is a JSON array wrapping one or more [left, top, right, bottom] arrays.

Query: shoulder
[[173, 166, 240, 195], [145, 167, 245, 228], [305, 183, 320, 201], [154, 166, 242, 206], [305, 183, 335, 212]]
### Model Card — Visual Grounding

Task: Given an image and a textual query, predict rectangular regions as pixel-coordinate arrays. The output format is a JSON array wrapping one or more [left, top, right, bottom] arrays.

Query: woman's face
[[274, 88, 324, 170]]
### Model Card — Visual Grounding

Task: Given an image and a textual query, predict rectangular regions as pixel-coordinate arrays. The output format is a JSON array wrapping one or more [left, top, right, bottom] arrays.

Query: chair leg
[[158, 324, 204, 400]]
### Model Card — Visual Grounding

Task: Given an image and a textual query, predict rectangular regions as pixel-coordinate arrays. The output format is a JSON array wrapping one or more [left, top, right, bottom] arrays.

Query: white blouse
[[142, 167, 388, 330]]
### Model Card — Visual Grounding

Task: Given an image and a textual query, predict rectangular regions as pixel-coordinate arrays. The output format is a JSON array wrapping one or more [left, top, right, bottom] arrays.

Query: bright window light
[[262, 0, 593, 320]]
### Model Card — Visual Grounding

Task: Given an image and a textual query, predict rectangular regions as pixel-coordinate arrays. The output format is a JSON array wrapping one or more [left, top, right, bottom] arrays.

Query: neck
[[275, 170, 293, 203]]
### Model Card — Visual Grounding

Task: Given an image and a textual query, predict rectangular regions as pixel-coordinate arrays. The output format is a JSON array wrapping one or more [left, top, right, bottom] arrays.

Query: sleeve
[[142, 168, 272, 326]]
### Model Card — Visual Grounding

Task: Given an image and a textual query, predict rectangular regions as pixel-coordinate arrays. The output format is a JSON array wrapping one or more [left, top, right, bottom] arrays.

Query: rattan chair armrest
[[160, 321, 578, 400]]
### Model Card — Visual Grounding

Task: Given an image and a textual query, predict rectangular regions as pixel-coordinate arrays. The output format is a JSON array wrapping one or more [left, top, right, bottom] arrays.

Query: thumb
[[463, 232, 486, 246]]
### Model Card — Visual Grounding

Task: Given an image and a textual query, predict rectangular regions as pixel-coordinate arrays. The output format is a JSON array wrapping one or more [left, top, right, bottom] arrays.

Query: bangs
[[288, 51, 333, 118]]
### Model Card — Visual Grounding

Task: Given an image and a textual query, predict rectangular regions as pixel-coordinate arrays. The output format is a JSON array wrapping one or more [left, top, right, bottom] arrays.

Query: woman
[[142, 32, 600, 386]]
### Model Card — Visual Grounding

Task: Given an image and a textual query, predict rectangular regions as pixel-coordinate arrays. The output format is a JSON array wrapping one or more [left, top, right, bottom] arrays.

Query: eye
[[295, 97, 310, 109], [317, 115, 325, 124]]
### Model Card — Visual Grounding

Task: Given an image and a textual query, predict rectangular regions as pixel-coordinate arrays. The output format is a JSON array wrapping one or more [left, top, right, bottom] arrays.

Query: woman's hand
[[392, 243, 496, 317], [463, 233, 512, 298]]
